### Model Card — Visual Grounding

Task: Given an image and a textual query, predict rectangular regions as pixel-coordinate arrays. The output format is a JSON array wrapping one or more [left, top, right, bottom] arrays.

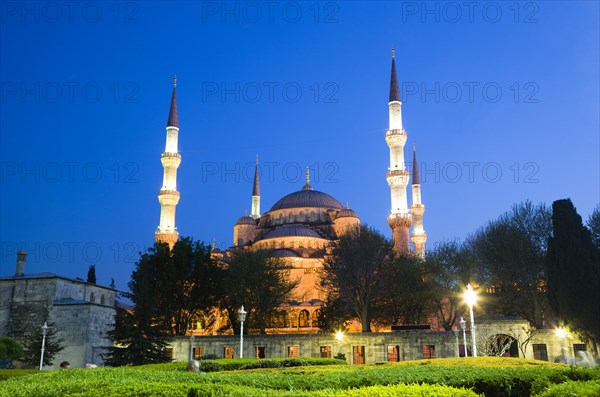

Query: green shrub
[[0, 369, 40, 381], [534, 380, 600, 397]]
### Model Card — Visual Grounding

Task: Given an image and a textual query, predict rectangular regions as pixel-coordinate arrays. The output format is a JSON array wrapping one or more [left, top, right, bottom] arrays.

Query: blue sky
[[1, 1, 598, 291]]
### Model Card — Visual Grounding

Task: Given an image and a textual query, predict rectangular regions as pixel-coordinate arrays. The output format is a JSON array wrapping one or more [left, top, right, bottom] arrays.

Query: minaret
[[385, 49, 412, 253], [410, 145, 427, 257], [155, 75, 181, 249], [251, 156, 260, 219]]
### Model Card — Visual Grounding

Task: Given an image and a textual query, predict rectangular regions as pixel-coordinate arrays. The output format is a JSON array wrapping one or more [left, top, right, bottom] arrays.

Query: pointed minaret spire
[[411, 145, 426, 257], [386, 50, 411, 253], [302, 166, 313, 191], [251, 156, 261, 219], [389, 48, 400, 103], [156, 76, 182, 249], [167, 74, 178, 128], [412, 144, 420, 185]]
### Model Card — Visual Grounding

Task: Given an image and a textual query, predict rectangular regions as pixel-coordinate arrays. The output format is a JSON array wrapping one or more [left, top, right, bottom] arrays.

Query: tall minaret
[[251, 156, 260, 219], [385, 49, 412, 253], [155, 75, 181, 249], [410, 145, 426, 257]]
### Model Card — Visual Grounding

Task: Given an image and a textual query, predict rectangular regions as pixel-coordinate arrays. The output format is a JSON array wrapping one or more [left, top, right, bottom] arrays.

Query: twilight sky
[[1, 1, 598, 291]]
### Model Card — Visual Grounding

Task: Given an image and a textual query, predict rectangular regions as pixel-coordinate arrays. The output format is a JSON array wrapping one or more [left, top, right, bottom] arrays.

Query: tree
[[106, 242, 174, 366], [21, 322, 64, 368], [376, 253, 436, 327], [547, 199, 600, 346], [0, 337, 24, 369], [425, 241, 473, 331], [220, 248, 297, 334], [468, 201, 551, 328], [320, 225, 395, 332], [106, 305, 171, 366], [588, 205, 600, 250], [87, 264, 96, 284], [155, 238, 223, 335], [317, 293, 353, 333]]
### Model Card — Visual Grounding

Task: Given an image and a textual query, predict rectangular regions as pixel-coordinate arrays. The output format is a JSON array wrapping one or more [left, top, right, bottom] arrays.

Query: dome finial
[[346, 201, 349, 209], [302, 166, 313, 191], [174, 74, 177, 88], [245, 209, 248, 216]]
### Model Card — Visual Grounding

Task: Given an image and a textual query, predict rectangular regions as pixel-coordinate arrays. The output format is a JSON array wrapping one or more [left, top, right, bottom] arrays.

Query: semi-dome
[[270, 189, 344, 211], [336, 208, 358, 219], [262, 225, 323, 239], [235, 215, 257, 226]]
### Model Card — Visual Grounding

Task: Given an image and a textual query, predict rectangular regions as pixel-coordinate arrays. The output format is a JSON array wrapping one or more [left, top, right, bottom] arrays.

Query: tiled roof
[[270, 190, 343, 211]]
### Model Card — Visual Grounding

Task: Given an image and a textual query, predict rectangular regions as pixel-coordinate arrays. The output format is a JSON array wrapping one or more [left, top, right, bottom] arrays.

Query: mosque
[[154, 51, 427, 333]]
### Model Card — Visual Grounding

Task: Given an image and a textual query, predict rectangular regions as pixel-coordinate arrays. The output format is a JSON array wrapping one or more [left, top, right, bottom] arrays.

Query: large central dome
[[270, 189, 344, 211]]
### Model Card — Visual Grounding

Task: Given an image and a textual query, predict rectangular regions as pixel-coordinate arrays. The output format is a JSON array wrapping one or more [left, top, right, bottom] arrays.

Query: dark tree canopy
[[320, 225, 395, 332], [220, 248, 298, 335], [21, 322, 64, 368], [87, 264, 96, 284], [588, 205, 600, 250], [468, 201, 551, 328], [425, 240, 473, 331], [547, 199, 600, 344]]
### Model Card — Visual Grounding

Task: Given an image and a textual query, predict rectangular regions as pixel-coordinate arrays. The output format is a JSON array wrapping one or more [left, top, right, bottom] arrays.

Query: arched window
[[312, 309, 320, 326], [299, 310, 310, 328], [90, 292, 96, 303], [100, 295, 106, 305], [299, 211, 304, 221], [310, 211, 316, 221]]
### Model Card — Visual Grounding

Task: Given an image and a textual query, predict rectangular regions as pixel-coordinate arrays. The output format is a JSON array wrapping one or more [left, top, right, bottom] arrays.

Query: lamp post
[[238, 306, 247, 358], [335, 331, 343, 356], [454, 320, 460, 357], [39, 322, 49, 370], [556, 327, 567, 363], [464, 284, 478, 357], [189, 334, 195, 361], [460, 317, 468, 357]]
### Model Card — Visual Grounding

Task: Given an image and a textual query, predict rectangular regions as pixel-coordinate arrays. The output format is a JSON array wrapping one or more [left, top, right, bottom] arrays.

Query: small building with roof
[[0, 251, 116, 368]]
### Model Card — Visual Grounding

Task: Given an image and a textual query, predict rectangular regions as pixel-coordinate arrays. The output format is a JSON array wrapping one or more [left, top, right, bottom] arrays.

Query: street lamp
[[238, 306, 247, 358], [453, 320, 460, 357], [335, 331, 343, 356], [459, 316, 468, 357], [189, 334, 195, 361], [39, 322, 49, 370], [464, 284, 478, 357], [556, 327, 567, 363]]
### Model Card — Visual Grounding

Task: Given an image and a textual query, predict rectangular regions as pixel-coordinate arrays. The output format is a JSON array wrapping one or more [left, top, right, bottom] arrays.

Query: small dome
[[262, 225, 322, 239], [336, 208, 358, 219], [270, 189, 343, 211], [235, 215, 257, 226]]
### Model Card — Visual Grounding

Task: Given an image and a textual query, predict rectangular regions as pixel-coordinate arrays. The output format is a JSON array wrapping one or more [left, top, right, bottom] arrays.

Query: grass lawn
[[0, 357, 598, 397]]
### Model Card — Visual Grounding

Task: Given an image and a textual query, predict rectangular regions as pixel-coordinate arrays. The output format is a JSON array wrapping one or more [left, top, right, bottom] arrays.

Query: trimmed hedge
[[534, 380, 600, 397], [0, 357, 598, 397]]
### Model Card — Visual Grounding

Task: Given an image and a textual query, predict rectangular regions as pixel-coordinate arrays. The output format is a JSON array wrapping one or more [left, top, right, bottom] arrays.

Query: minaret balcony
[[158, 189, 181, 206], [385, 130, 407, 147], [161, 152, 182, 168], [386, 169, 409, 187], [388, 212, 413, 228]]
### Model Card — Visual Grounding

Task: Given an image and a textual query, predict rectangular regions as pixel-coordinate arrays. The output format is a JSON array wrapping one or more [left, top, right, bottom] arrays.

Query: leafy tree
[[317, 293, 353, 333], [21, 322, 64, 368], [320, 225, 395, 332], [106, 242, 174, 366], [106, 305, 171, 366], [588, 205, 600, 250], [425, 241, 473, 331], [155, 238, 223, 335], [468, 201, 551, 328], [221, 248, 297, 334], [547, 199, 600, 346], [87, 264, 96, 284], [0, 337, 24, 368]]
